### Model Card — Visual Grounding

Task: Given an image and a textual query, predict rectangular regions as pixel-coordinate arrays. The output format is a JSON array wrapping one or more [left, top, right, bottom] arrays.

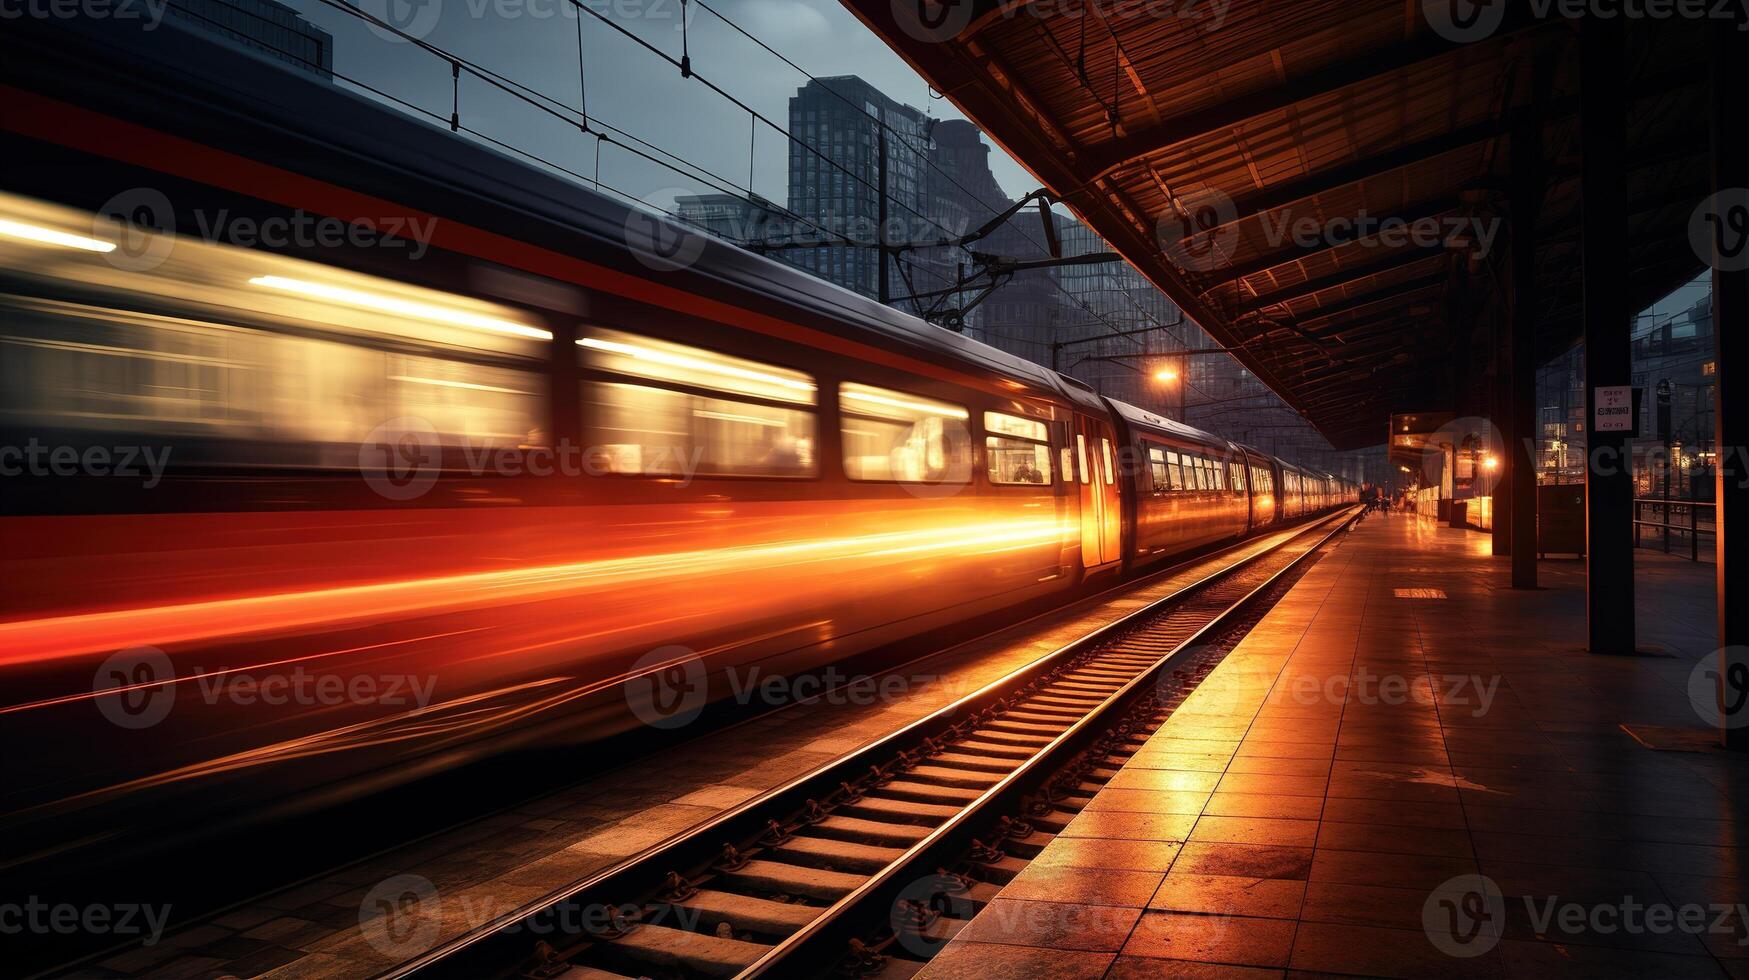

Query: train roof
[[1103, 399, 1231, 452], [6, 18, 1087, 407]]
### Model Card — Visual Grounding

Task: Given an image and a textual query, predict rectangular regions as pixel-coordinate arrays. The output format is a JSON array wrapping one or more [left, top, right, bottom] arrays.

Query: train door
[[1074, 413, 1123, 571]]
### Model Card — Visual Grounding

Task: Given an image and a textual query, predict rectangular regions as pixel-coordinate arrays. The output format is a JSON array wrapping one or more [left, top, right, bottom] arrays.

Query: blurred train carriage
[[0, 17, 1354, 863]]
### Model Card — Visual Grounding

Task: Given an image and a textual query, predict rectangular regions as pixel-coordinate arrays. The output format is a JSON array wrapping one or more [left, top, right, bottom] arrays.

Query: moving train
[[0, 18, 1353, 864]]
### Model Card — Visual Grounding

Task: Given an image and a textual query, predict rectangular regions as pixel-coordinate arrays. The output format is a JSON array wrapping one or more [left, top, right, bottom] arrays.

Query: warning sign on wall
[[1594, 385, 1634, 433]]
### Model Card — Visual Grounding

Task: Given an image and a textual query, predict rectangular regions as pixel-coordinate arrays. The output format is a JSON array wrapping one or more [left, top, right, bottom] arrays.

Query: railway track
[[404, 508, 1359, 980]]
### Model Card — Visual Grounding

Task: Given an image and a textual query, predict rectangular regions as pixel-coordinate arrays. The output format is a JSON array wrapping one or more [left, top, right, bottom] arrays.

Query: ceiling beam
[[1194, 196, 1462, 289], [1232, 249, 1448, 317], [1079, 25, 1538, 183]]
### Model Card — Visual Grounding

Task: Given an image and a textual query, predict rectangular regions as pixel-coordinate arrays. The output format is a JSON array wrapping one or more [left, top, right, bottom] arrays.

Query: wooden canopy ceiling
[[844, 0, 1711, 449]]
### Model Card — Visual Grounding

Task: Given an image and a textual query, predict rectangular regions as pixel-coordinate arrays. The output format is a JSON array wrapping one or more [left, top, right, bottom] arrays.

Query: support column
[[1492, 310, 1512, 555], [1508, 116, 1543, 589], [1581, 15, 1635, 652], [1709, 19, 1749, 747]]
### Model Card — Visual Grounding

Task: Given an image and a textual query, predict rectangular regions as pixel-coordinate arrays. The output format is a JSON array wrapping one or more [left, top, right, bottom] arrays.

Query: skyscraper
[[164, 0, 334, 78], [786, 77, 934, 301]]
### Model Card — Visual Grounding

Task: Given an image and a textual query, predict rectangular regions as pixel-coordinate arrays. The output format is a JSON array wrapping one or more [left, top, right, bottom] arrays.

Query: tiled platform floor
[[923, 513, 1748, 980], [85, 526, 1325, 979]]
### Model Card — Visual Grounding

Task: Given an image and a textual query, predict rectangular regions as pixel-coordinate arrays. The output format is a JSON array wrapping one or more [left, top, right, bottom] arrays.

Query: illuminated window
[[0, 294, 545, 460], [0, 192, 551, 465], [1147, 446, 1170, 490], [1099, 438, 1116, 485], [580, 330, 817, 478], [586, 383, 814, 478], [985, 412, 1052, 487], [1076, 434, 1091, 484], [1167, 450, 1185, 489], [840, 382, 968, 482], [1060, 447, 1075, 483], [1704, 361, 1717, 376]]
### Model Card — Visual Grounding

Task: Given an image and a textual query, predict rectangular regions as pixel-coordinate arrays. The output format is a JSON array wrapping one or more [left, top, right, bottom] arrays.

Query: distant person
[[1014, 457, 1045, 484]]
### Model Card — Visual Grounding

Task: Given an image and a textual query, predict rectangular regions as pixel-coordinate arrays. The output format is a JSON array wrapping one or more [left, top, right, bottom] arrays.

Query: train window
[[580, 329, 817, 478], [985, 412, 1051, 486], [1060, 447, 1074, 483], [1166, 450, 1184, 489], [1147, 446, 1169, 491], [987, 438, 1051, 485], [1099, 438, 1115, 485], [984, 411, 1048, 442], [1075, 434, 1090, 484], [840, 382, 969, 482], [0, 214, 550, 467], [579, 332, 814, 405], [586, 382, 814, 478]]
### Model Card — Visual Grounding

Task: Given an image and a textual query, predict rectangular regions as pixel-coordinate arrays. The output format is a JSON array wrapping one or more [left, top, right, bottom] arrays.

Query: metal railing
[[1633, 498, 1715, 561]]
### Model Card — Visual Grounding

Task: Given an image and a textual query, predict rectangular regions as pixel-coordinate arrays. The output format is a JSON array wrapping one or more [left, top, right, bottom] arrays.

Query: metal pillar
[[1581, 15, 1635, 652], [1507, 115, 1543, 588], [1710, 19, 1749, 747], [1491, 308, 1512, 555]]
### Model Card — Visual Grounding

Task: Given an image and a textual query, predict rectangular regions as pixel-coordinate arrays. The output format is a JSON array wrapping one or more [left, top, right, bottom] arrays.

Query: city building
[[786, 77, 935, 301], [164, 0, 334, 78]]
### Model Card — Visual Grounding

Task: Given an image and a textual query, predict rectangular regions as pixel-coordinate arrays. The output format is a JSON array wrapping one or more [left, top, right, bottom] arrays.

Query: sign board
[[1594, 385, 1634, 432]]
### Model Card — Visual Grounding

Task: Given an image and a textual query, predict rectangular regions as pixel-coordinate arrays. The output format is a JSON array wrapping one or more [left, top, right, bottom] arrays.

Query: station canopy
[[845, 0, 1711, 449]]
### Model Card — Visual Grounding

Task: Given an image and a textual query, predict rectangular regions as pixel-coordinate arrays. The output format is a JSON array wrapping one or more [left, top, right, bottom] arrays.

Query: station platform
[[922, 514, 1747, 979]]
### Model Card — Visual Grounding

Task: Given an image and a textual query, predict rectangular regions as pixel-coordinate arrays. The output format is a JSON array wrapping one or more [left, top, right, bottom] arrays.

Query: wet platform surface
[[78, 527, 1321, 979], [923, 513, 1747, 979]]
